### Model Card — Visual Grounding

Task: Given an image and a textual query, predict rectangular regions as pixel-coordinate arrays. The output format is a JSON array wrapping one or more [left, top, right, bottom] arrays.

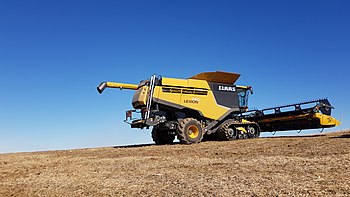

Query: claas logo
[[218, 86, 236, 92]]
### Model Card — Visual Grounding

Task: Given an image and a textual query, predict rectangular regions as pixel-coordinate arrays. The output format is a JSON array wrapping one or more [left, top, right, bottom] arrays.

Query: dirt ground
[[1, 130, 349, 197]]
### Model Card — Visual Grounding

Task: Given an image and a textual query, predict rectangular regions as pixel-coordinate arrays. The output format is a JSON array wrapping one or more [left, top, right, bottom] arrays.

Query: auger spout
[[97, 82, 138, 94]]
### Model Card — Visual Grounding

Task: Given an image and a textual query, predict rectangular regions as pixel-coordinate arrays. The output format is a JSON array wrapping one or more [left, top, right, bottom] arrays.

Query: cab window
[[237, 90, 248, 107]]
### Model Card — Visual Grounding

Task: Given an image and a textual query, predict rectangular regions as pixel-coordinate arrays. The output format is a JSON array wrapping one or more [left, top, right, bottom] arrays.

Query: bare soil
[[1, 130, 350, 197]]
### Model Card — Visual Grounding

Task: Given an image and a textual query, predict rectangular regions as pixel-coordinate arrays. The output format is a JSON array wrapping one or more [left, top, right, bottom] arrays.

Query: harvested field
[[1, 130, 350, 196]]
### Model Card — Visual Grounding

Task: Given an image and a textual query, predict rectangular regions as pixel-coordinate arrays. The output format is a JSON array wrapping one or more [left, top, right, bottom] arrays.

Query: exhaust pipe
[[97, 82, 107, 94]]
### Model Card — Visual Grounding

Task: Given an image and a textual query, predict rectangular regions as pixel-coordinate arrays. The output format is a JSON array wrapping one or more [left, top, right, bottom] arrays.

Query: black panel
[[209, 82, 239, 108]]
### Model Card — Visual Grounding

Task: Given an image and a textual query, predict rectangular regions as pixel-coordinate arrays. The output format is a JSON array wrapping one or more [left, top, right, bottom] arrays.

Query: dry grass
[[1, 130, 350, 196]]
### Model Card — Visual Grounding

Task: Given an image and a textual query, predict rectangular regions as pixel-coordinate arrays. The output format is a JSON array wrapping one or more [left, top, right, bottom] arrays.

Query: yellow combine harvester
[[97, 71, 340, 144]]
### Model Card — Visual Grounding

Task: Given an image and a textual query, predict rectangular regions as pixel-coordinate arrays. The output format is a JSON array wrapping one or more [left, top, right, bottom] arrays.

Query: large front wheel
[[177, 118, 204, 144]]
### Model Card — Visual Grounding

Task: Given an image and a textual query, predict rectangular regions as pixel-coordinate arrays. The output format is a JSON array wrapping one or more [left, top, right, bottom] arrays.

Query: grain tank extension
[[97, 71, 340, 144]]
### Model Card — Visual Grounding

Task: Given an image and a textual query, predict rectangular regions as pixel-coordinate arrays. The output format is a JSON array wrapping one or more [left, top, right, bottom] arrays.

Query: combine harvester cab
[[97, 71, 341, 145]]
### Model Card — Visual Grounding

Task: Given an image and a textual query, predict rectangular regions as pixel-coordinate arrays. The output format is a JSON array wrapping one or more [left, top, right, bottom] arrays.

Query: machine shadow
[[331, 133, 350, 138], [113, 142, 181, 149], [263, 134, 325, 139]]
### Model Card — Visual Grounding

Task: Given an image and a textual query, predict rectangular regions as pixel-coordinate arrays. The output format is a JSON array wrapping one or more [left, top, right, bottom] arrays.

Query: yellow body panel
[[132, 86, 149, 108], [154, 77, 230, 120], [179, 91, 229, 120], [161, 77, 210, 89], [153, 86, 181, 105]]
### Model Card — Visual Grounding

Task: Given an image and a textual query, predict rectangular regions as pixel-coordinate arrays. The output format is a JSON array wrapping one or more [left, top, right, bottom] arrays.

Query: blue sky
[[1, 0, 349, 153]]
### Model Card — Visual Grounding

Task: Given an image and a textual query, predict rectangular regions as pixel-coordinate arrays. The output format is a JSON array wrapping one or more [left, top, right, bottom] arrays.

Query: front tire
[[177, 118, 204, 144]]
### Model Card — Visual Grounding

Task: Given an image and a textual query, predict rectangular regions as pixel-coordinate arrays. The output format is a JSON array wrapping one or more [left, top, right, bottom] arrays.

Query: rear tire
[[177, 118, 204, 144], [152, 126, 175, 145]]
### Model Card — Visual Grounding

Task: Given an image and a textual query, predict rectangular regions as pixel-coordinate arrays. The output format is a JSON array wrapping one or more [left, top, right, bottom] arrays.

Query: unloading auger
[[97, 71, 340, 144]]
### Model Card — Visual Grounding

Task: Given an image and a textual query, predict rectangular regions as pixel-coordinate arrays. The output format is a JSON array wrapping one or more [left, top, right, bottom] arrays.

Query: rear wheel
[[177, 118, 204, 144], [152, 126, 175, 145]]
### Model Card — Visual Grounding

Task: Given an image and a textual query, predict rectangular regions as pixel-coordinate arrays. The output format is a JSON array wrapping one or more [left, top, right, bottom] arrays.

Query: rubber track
[[217, 120, 260, 140], [217, 120, 237, 140]]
